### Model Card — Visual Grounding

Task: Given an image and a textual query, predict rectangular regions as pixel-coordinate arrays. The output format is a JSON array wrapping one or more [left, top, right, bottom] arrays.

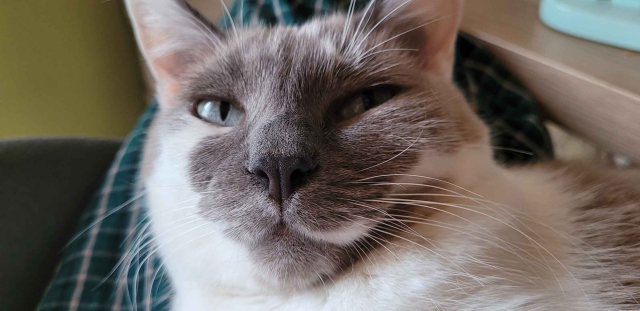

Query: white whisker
[[358, 129, 422, 172], [66, 191, 147, 248]]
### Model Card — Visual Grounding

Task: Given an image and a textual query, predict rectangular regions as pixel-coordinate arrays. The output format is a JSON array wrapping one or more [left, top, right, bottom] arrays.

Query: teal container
[[539, 0, 640, 52]]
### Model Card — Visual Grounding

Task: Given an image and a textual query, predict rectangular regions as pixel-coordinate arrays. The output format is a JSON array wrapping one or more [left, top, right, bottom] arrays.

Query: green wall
[[0, 1, 147, 138]]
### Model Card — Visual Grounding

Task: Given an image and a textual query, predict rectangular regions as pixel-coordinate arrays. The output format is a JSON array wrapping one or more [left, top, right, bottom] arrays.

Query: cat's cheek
[[146, 118, 237, 232], [143, 118, 270, 290]]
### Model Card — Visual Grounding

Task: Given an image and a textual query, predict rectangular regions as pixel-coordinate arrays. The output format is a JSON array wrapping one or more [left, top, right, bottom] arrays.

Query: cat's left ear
[[372, 0, 463, 80], [125, 0, 223, 95]]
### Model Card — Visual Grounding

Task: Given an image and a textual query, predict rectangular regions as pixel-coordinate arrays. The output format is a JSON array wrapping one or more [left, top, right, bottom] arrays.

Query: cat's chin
[[248, 223, 350, 291], [253, 263, 331, 291]]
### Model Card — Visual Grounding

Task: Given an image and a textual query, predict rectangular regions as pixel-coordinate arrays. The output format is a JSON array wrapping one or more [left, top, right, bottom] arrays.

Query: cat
[[125, 0, 640, 309]]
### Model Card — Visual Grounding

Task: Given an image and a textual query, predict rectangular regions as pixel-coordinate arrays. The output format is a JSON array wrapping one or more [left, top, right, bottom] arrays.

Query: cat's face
[[129, 0, 489, 290]]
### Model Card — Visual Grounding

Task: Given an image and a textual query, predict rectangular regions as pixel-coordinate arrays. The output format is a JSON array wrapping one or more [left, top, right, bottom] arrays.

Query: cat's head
[[128, 0, 491, 290]]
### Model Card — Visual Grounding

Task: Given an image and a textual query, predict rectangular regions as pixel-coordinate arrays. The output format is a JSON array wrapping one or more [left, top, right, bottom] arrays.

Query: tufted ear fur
[[372, 0, 463, 80], [125, 0, 223, 104]]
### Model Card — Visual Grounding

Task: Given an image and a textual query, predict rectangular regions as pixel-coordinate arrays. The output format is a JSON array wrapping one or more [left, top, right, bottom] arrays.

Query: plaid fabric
[[37, 0, 553, 310]]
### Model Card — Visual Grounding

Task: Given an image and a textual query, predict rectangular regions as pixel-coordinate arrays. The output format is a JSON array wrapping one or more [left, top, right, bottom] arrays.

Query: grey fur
[[150, 5, 474, 288], [131, 0, 640, 307]]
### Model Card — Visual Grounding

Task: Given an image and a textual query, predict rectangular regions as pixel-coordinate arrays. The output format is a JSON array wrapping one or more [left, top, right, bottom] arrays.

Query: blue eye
[[196, 100, 244, 126]]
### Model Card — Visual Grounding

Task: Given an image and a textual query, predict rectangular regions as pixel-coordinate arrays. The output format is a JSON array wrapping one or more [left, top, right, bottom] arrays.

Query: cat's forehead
[[236, 21, 347, 80], [253, 20, 340, 54], [181, 18, 414, 117], [231, 26, 342, 112], [183, 17, 414, 103]]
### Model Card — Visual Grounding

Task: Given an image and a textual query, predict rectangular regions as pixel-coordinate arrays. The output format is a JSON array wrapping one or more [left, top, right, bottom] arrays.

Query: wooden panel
[[490, 46, 640, 163], [461, 0, 640, 162], [461, 0, 640, 96]]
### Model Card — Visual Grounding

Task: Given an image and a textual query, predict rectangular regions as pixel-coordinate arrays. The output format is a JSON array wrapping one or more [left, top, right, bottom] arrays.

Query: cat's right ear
[[369, 0, 463, 80], [126, 0, 222, 89]]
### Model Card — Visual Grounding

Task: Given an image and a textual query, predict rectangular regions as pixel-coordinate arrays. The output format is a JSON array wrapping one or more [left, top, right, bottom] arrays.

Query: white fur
[[300, 220, 373, 245], [127, 0, 619, 308], [145, 133, 605, 310]]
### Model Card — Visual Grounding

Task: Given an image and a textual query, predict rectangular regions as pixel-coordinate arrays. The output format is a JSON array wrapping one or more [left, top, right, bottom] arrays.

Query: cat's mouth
[[244, 200, 415, 290], [204, 170, 448, 289], [247, 222, 349, 289]]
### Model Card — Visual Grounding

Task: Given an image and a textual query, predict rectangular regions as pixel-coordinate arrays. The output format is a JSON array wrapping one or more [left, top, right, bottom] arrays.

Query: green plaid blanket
[[38, 0, 553, 310]]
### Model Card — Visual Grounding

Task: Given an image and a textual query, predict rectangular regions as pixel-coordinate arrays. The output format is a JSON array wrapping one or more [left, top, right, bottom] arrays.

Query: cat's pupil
[[362, 91, 375, 110], [219, 101, 231, 121]]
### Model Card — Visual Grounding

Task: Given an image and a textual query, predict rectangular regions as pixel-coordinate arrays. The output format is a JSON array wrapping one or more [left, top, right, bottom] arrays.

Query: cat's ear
[[372, 0, 463, 80], [125, 0, 222, 85]]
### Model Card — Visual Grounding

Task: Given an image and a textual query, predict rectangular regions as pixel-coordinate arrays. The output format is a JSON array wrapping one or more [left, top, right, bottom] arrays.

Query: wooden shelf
[[461, 0, 640, 162]]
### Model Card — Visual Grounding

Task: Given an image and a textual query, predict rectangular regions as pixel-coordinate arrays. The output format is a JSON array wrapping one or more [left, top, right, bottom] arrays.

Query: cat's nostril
[[290, 167, 312, 190], [254, 169, 269, 179], [248, 156, 317, 207]]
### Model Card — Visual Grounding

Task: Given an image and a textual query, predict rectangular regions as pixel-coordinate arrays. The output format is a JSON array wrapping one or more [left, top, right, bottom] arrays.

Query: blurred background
[[1, 1, 145, 138], [0, 0, 230, 138]]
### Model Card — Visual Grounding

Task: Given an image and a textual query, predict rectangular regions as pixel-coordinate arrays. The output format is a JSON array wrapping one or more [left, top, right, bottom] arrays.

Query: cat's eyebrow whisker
[[341, 0, 357, 48], [355, 0, 413, 52], [359, 14, 456, 61], [219, 0, 240, 47], [239, 0, 244, 28], [347, 0, 377, 56]]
